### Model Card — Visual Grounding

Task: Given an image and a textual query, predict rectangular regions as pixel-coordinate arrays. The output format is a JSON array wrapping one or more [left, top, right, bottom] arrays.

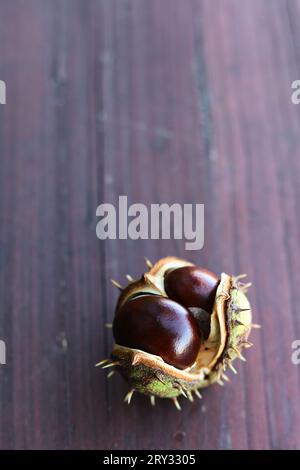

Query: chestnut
[[113, 295, 202, 370], [100, 256, 254, 406], [164, 266, 219, 312]]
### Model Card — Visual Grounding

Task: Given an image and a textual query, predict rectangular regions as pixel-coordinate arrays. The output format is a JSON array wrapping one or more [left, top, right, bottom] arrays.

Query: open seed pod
[[97, 257, 258, 409]]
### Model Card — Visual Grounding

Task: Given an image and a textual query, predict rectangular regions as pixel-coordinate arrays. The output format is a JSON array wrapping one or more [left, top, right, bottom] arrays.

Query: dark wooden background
[[0, 0, 300, 450]]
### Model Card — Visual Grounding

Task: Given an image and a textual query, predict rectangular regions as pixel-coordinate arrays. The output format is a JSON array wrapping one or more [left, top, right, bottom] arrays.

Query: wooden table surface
[[0, 0, 300, 450]]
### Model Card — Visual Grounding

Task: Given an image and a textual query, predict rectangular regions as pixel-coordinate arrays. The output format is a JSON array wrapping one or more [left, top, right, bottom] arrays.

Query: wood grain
[[0, 0, 300, 449]]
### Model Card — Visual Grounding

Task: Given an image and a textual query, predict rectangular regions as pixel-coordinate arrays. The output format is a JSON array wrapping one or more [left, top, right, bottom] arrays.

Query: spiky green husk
[[112, 345, 209, 398], [101, 258, 257, 407], [221, 279, 252, 365]]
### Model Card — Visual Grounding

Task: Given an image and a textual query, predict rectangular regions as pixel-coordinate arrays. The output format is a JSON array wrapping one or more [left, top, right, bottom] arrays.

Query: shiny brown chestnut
[[164, 266, 219, 312], [112, 295, 202, 370]]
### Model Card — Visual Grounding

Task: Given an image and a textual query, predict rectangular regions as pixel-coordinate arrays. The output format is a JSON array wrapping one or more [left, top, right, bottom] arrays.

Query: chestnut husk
[[98, 256, 256, 408]]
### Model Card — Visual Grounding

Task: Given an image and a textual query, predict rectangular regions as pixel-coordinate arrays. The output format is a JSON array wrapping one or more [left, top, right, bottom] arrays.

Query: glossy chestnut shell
[[164, 266, 219, 312], [113, 295, 202, 370]]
